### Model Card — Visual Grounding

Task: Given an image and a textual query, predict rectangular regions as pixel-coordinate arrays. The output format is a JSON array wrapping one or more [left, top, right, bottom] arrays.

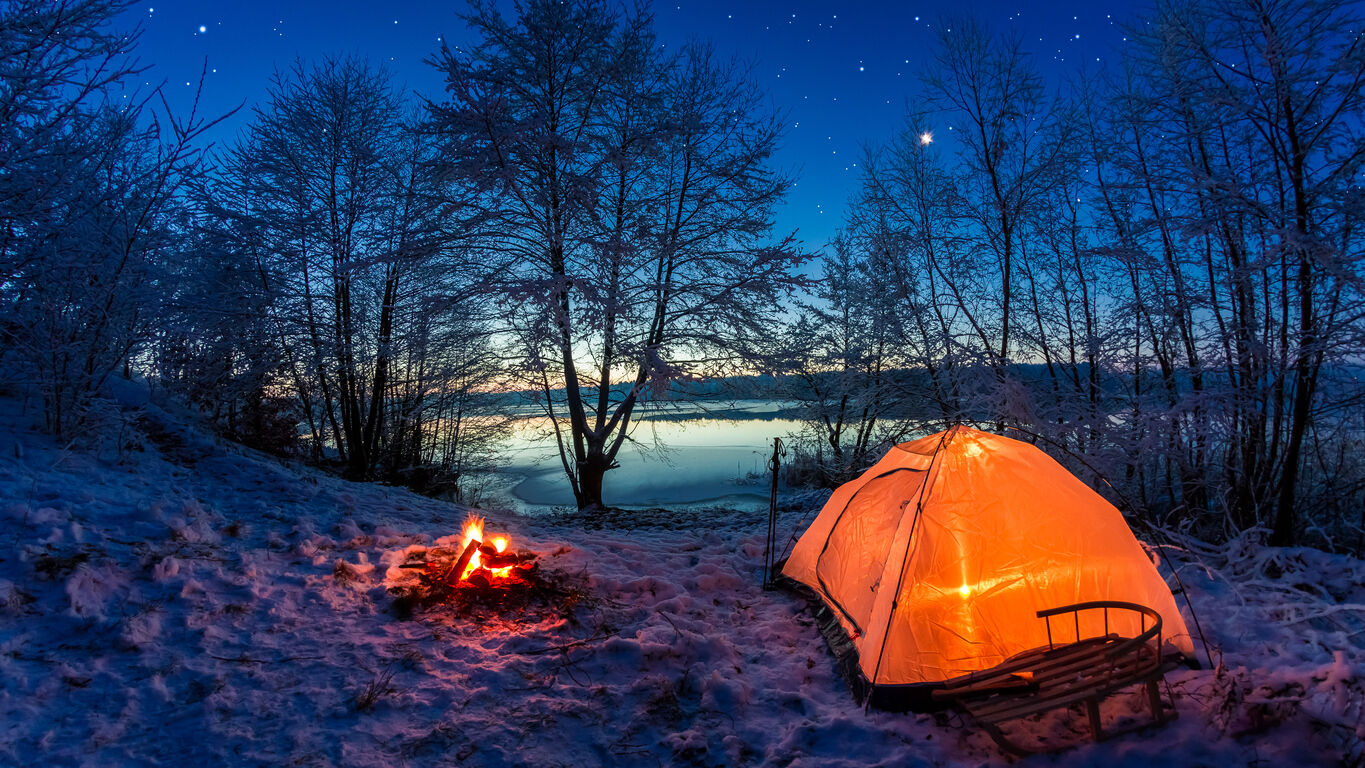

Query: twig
[[208, 653, 323, 664], [515, 629, 619, 656], [657, 610, 683, 641]]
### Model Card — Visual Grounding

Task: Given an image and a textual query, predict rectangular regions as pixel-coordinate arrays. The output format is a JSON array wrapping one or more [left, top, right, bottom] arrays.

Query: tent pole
[[764, 437, 784, 590]]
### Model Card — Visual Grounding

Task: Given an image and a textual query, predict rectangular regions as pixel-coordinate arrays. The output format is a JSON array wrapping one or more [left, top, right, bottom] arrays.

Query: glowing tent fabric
[[782, 426, 1193, 706]]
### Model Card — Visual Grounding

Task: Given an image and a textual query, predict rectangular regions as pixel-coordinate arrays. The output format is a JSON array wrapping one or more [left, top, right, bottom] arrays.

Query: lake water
[[491, 400, 804, 513]]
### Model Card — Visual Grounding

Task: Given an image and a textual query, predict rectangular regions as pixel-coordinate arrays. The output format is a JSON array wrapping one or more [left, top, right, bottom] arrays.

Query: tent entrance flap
[[813, 467, 928, 637]]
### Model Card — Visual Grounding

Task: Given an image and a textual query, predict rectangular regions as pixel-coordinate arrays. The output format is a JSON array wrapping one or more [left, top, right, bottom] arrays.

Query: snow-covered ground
[[0, 388, 1360, 766]]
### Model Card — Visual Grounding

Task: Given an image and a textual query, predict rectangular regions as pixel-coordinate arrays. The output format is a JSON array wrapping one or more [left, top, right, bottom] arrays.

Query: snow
[[0, 393, 1358, 766]]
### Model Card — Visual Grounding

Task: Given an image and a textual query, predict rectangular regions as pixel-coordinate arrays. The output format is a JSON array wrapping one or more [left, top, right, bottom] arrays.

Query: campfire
[[449, 515, 535, 588], [414, 514, 536, 589], [390, 514, 542, 617]]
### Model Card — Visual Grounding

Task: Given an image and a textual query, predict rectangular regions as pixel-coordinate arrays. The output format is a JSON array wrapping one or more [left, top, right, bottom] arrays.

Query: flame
[[460, 515, 485, 580], [461, 515, 485, 549], [489, 536, 512, 578], [455, 514, 516, 581]]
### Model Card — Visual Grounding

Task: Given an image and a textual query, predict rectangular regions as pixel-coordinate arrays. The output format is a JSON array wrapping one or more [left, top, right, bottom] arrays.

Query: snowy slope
[[0, 391, 1359, 766]]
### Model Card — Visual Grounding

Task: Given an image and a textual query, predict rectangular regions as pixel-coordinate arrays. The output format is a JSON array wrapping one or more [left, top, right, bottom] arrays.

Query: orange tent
[[782, 425, 1193, 710]]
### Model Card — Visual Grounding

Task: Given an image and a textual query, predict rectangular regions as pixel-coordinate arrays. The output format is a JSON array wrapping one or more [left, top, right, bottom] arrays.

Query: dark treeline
[[1, 0, 1362, 547]]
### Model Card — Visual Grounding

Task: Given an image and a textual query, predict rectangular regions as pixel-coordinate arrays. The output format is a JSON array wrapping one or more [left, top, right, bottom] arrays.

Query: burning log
[[482, 551, 523, 570], [444, 539, 481, 585]]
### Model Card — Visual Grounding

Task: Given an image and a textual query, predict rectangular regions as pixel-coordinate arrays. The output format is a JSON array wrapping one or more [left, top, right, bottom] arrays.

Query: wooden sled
[[933, 601, 1181, 756]]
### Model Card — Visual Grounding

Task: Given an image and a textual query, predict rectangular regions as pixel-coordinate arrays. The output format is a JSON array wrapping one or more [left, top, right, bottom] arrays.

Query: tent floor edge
[[772, 575, 946, 713]]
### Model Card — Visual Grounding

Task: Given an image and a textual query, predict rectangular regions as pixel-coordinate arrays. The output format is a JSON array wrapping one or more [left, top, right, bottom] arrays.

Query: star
[[920, 131, 933, 146]]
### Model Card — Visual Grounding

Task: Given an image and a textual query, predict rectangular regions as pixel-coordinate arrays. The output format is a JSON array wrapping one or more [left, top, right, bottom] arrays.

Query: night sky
[[119, 0, 1138, 249]]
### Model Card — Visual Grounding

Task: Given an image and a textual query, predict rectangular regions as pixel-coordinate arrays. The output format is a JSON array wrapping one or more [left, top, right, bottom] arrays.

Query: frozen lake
[[493, 400, 802, 512]]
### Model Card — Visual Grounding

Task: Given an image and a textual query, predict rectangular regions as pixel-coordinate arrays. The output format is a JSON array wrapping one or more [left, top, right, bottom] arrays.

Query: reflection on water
[[497, 400, 802, 511]]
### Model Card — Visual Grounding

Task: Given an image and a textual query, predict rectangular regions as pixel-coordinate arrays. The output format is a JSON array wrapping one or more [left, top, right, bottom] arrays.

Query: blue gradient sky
[[119, 1, 1137, 250]]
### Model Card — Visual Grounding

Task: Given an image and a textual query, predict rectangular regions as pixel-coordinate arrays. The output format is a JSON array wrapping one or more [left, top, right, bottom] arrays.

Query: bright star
[[198, 25, 206, 33], [920, 131, 933, 146]]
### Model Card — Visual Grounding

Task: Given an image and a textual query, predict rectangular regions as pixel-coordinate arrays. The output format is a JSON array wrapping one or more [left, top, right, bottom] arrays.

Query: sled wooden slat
[[957, 645, 1135, 717], [934, 633, 1123, 698], [935, 601, 1180, 756], [969, 653, 1171, 721], [935, 673, 1038, 701]]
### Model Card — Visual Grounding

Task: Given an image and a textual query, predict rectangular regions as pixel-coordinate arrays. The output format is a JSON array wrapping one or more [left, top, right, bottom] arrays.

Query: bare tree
[[924, 16, 1072, 371], [428, 0, 809, 509], [211, 57, 493, 481], [778, 235, 914, 483], [1118, 0, 1365, 543]]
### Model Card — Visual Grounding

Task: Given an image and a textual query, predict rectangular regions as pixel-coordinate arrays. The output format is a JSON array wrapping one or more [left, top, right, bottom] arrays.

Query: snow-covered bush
[[0, 0, 215, 437]]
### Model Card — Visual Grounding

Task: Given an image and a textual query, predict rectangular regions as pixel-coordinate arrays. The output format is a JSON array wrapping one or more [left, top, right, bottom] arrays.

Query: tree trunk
[[1271, 88, 1317, 548], [576, 449, 611, 510]]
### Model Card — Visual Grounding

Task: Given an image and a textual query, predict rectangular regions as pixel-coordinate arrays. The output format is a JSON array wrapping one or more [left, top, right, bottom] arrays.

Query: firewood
[[483, 551, 522, 569], [443, 539, 481, 584]]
